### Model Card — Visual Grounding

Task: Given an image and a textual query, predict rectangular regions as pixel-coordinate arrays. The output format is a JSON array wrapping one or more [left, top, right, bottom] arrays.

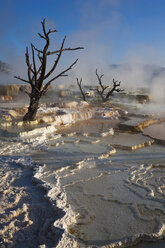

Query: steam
[[151, 74, 165, 103], [0, 0, 165, 103]]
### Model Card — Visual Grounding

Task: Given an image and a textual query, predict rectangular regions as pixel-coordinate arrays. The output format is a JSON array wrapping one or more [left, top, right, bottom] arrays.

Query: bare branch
[[38, 29, 57, 40], [113, 79, 118, 84], [38, 33, 47, 40], [95, 69, 124, 102], [47, 29, 58, 35], [95, 69, 108, 101], [77, 78, 86, 101], [40, 19, 57, 39], [37, 64, 42, 75], [14, 76, 31, 84], [25, 47, 33, 82], [38, 22, 51, 89], [34, 45, 84, 56], [47, 46, 84, 56], [33, 45, 43, 54], [31, 43, 37, 82], [96, 69, 104, 83], [96, 69, 108, 92], [41, 19, 47, 37], [49, 58, 78, 81], [42, 59, 79, 95], [25, 47, 30, 68], [105, 79, 124, 100], [96, 86, 105, 101], [44, 36, 66, 80], [37, 52, 43, 63]]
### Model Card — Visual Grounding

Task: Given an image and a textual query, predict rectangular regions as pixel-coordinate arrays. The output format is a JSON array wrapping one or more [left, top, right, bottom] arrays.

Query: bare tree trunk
[[23, 90, 41, 121]]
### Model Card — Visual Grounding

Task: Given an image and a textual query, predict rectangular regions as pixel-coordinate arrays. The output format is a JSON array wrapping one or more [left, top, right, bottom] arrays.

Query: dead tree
[[15, 19, 84, 121], [76, 78, 86, 101], [96, 69, 124, 102]]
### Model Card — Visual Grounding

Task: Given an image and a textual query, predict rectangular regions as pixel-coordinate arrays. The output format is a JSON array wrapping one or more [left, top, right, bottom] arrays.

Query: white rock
[[19, 125, 56, 137], [64, 101, 78, 108], [78, 101, 89, 108]]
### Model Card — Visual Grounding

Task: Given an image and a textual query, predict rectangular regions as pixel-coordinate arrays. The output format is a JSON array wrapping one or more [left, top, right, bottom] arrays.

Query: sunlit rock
[[0, 84, 19, 96], [102, 109, 120, 119], [60, 113, 74, 125], [8, 109, 23, 119], [109, 133, 154, 150], [39, 107, 93, 127], [66, 132, 77, 137], [0, 95, 13, 101], [58, 90, 73, 97], [39, 115, 56, 124], [91, 139, 100, 144], [85, 90, 95, 97], [119, 117, 164, 132], [16, 121, 24, 126], [0, 121, 12, 127], [19, 125, 56, 137], [15, 119, 39, 126], [98, 146, 116, 159], [78, 101, 89, 108], [62, 101, 79, 108], [8, 108, 28, 120], [78, 137, 100, 144], [101, 128, 114, 136], [61, 110, 92, 125], [93, 107, 121, 120], [88, 128, 114, 138], [61, 101, 89, 108], [37, 106, 60, 118], [2, 115, 12, 121], [59, 90, 69, 97]]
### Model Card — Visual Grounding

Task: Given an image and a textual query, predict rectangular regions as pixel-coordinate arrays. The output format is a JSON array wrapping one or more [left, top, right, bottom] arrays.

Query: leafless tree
[[76, 78, 86, 101], [96, 69, 124, 102], [15, 19, 84, 121]]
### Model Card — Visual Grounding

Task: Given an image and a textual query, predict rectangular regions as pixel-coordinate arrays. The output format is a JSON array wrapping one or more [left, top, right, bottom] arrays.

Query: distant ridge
[[0, 60, 11, 75]]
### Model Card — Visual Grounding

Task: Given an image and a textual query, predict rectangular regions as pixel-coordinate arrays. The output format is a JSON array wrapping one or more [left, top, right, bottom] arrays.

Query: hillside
[[0, 60, 11, 75]]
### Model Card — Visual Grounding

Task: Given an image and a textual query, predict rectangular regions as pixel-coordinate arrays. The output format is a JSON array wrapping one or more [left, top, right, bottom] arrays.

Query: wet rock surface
[[119, 116, 164, 132], [107, 132, 154, 150], [143, 122, 165, 144]]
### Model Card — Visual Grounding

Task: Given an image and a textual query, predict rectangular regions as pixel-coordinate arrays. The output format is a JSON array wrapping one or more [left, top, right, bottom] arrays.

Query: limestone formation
[[143, 122, 165, 145], [119, 117, 164, 132]]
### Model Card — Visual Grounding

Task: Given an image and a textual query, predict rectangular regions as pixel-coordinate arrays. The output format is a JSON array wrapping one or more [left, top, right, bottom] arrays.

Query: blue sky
[[1, 0, 165, 88], [1, 0, 165, 64]]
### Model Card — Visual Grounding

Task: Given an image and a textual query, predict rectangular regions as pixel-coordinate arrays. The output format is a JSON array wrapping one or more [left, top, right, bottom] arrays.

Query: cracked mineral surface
[[0, 85, 165, 248]]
